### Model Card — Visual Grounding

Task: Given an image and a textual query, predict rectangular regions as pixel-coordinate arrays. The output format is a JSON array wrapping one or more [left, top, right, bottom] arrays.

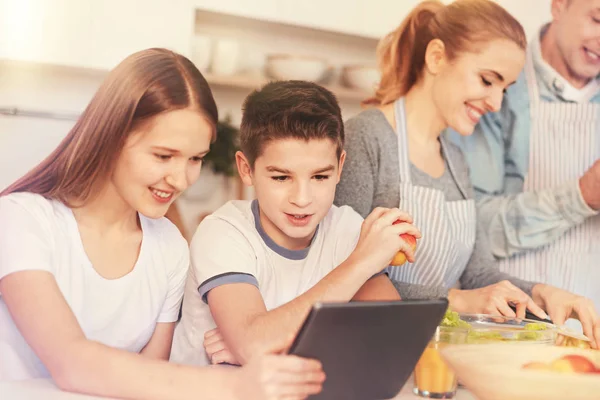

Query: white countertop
[[0, 379, 116, 400], [0, 379, 477, 400]]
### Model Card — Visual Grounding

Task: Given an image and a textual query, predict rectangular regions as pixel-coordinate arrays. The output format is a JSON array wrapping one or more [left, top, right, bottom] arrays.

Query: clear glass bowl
[[458, 314, 557, 345]]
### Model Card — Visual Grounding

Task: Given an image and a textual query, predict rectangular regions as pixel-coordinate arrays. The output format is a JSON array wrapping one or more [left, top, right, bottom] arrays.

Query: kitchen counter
[[0, 379, 477, 399]]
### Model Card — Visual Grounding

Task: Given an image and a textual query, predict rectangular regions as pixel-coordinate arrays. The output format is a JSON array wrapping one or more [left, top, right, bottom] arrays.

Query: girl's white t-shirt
[[0, 193, 189, 381]]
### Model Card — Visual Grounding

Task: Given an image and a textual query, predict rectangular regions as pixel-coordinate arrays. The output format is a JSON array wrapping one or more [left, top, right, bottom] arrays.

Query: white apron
[[498, 50, 600, 310], [388, 98, 477, 288]]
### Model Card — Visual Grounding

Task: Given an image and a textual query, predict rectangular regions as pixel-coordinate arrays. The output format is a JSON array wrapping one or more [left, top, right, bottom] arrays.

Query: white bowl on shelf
[[211, 38, 240, 76], [341, 65, 380, 91], [265, 54, 329, 82]]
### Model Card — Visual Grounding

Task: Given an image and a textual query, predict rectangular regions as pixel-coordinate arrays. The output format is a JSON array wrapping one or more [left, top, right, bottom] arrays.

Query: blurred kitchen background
[[0, 0, 551, 240]]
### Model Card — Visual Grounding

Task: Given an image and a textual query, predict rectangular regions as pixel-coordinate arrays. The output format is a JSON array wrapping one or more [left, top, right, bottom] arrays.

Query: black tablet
[[289, 299, 448, 400]]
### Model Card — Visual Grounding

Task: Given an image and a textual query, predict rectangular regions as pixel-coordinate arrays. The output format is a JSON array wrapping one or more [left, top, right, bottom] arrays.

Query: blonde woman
[[335, 0, 600, 346]]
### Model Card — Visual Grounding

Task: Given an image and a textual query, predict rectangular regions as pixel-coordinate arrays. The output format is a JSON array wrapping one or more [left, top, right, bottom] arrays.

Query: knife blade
[[509, 304, 590, 342]]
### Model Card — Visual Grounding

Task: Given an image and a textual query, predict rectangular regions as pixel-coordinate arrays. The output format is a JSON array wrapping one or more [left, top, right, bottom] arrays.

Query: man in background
[[450, 0, 600, 328]]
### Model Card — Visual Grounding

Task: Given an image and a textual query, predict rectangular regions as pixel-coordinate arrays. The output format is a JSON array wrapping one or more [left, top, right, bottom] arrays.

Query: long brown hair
[[365, 0, 527, 105], [1, 48, 218, 206]]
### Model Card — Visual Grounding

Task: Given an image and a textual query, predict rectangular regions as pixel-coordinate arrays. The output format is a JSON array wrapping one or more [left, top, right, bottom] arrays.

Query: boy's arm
[[205, 274, 400, 366], [207, 256, 375, 365], [352, 274, 401, 301], [207, 208, 419, 365]]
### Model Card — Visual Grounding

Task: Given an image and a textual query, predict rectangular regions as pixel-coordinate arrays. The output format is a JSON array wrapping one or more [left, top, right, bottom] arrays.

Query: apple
[[553, 355, 597, 373], [522, 355, 598, 374], [549, 359, 577, 373], [390, 221, 417, 266]]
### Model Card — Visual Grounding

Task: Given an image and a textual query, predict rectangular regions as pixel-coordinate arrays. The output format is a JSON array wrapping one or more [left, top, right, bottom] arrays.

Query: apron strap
[[393, 98, 412, 183], [394, 97, 470, 199], [440, 137, 471, 200], [524, 47, 540, 118]]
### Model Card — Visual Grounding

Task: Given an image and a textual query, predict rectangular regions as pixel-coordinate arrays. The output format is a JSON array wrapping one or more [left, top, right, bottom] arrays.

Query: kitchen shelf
[[193, 7, 379, 110], [0, 59, 108, 79], [0, 59, 373, 104], [194, 9, 379, 48], [203, 72, 372, 102]]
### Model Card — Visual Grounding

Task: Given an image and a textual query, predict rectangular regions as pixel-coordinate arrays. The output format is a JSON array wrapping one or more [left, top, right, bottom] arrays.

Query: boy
[[171, 81, 419, 366]]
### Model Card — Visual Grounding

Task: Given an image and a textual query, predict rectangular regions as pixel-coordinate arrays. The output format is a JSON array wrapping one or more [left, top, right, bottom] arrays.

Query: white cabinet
[[192, 0, 285, 26], [88, 0, 193, 70], [191, 0, 428, 39], [0, 0, 94, 67], [193, 0, 367, 38], [191, 0, 549, 43], [0, 0, 551, 71], [0, 0, 193, 70], [275, 0, 362, 37]]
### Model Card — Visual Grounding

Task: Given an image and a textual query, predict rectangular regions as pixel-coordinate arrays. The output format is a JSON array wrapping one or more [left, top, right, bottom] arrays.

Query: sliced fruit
[[557, 355, 597, 373], [522, 362, 552, 371]]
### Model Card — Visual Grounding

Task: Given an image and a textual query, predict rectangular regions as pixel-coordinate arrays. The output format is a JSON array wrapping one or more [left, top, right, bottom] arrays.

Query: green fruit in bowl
[[440, 310, 470, 329], [439, 310, 553, 343]]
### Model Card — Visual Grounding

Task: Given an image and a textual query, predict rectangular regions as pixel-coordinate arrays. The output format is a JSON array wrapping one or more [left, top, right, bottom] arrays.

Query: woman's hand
[[449, 280, 547, 319], [532, 284, 600, 349]]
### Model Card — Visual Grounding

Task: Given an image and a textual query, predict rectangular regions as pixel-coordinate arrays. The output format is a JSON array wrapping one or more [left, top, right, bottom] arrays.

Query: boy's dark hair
[[240, 80, 344, 168]]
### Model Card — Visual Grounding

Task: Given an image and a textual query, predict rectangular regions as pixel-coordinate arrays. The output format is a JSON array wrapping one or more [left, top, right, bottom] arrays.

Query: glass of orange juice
[[413, 326, 468, 398]]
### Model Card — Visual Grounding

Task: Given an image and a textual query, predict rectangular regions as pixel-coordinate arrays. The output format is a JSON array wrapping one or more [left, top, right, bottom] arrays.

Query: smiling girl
[[0, 48, 324, 399]]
